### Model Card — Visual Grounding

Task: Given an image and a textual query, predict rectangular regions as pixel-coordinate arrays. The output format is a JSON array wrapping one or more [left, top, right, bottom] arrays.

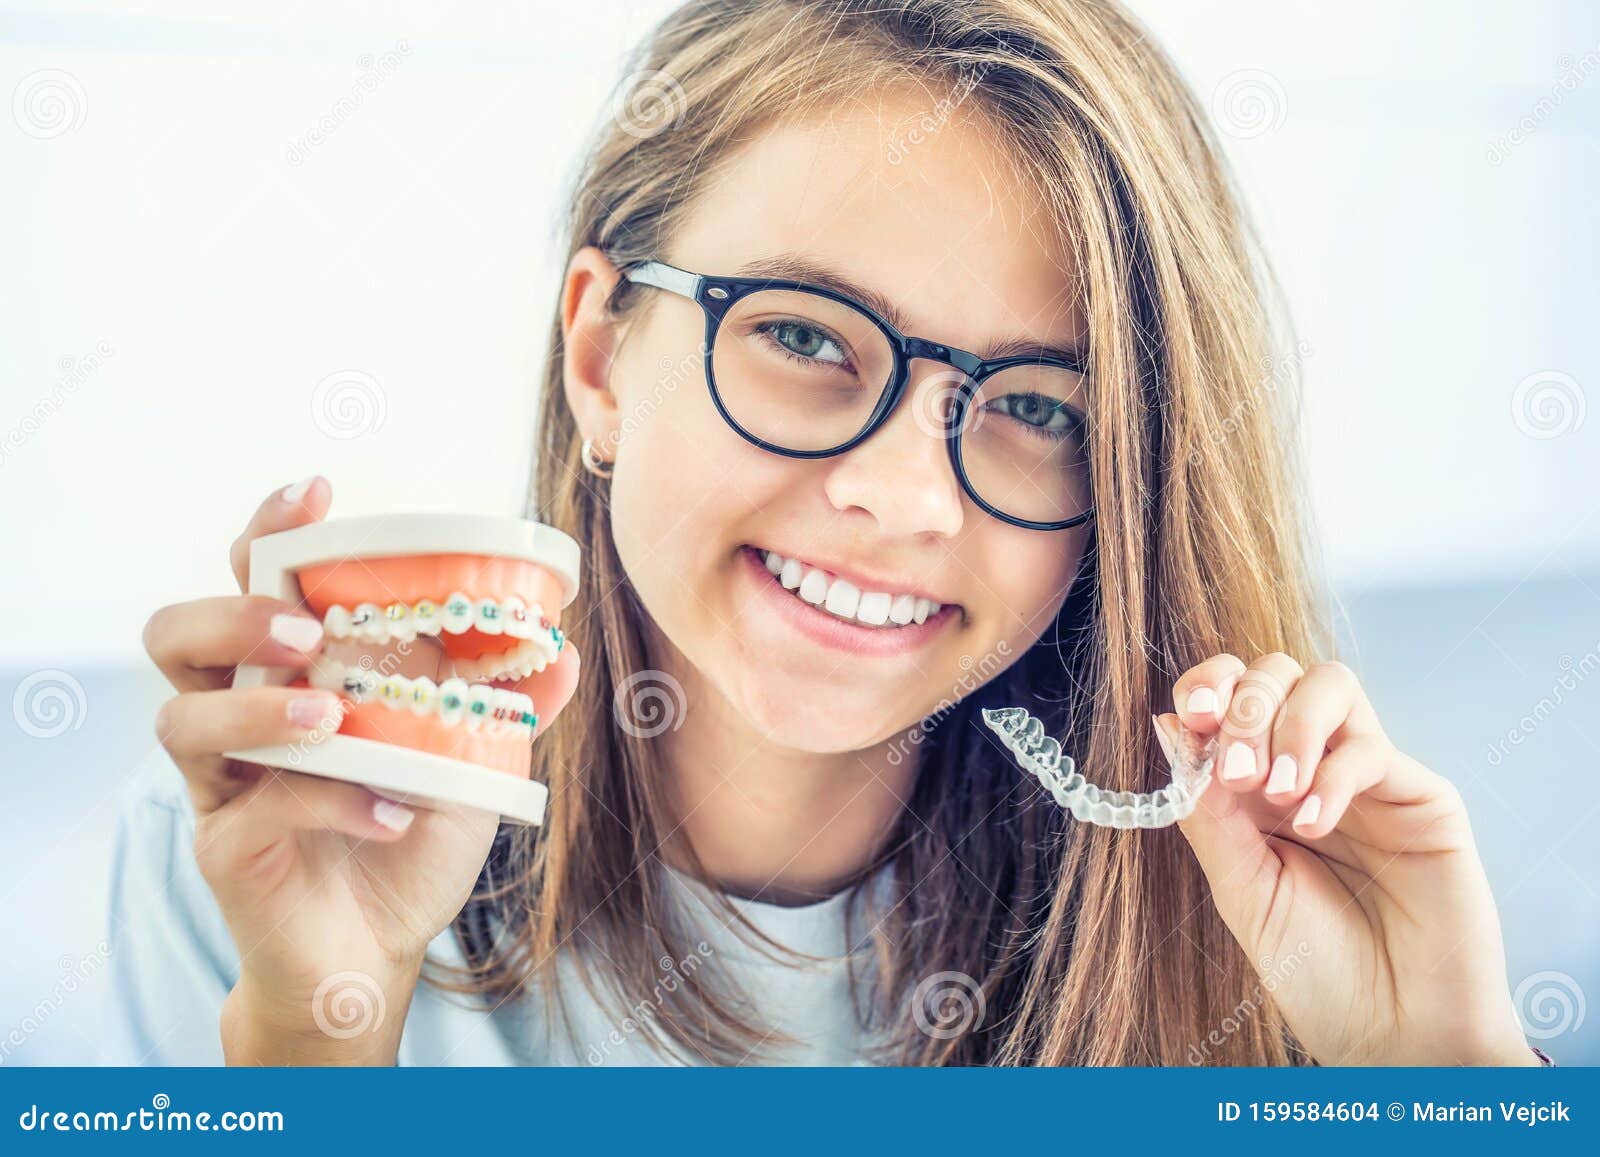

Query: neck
[[656, 667, 916, 908]]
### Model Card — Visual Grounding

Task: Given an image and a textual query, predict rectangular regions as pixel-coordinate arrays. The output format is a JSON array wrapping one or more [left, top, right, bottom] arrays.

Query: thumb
[[1158, 712, 1280, 953]]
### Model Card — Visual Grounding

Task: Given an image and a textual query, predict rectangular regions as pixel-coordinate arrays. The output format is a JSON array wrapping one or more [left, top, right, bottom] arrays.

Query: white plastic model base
[[982, 707, 1216, 829], [227, 513, 580, 827]]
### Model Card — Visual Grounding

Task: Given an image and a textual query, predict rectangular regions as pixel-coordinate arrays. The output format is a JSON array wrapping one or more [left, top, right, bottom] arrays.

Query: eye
[[986, 392, 1078, 436], [756, 319, 852, 368]]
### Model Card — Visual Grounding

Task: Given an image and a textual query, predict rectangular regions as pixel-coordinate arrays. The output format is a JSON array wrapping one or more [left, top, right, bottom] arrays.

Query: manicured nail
[[1221, 743, 1255, 781], [1150, 715, 1177, 765], [1293, 793, 1323, 829], [1185, 686, 1218, 717], [281, 476, 317, 504], [270, 613, 323, 653], [288, 691, 340, 730], [1266, 754, 1298, 795], [372, 798, 415, 833]]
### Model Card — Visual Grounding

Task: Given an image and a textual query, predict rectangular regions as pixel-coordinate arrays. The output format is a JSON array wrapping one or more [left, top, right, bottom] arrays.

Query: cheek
[[972, 527, 1087, 645]]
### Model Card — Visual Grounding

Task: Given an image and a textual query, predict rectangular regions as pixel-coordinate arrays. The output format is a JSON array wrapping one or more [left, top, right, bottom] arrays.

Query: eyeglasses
[[619, 260, 1094, 531]]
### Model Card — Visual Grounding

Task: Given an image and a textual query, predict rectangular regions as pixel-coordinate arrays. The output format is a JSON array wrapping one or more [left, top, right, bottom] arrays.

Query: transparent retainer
[[981, 707, 1217, 829]]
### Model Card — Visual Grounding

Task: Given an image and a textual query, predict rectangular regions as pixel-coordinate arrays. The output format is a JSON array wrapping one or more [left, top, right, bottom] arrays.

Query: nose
[[820, 360, 967, 538]]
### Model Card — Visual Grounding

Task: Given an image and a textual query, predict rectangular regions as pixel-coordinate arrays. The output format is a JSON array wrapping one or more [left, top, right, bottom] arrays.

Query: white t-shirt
[[105, 750, 883, 1066]]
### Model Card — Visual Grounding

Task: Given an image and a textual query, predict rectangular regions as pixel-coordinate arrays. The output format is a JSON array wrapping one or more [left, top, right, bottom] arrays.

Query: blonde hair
[[436, 0, 1328, 1065]]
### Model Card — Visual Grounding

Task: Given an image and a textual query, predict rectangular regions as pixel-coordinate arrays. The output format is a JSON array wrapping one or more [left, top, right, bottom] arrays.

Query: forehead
[[668, 85, 1086, 350]]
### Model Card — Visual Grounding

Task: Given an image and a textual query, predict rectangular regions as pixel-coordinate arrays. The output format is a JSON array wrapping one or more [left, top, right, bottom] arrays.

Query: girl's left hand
[[1157, 652, 1537, 1066]]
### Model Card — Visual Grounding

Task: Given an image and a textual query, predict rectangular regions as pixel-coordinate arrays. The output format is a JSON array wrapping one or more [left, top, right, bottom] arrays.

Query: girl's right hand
[[142, 478, 580, 1064]]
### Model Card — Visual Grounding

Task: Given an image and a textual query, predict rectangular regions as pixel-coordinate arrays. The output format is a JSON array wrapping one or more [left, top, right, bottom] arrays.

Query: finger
[[156, 686, 347, 812], [1166, 712, 1282, 954], [1214, 652, 1304, 792], [1172, 653, 1247, 734], [144, 596, 324, 692], [195, 771, 414, 892], [508, 642, 580, 739], [1287, 735, 1391, 838], [230, 477, 331, 593], [1261, 661, 1363, 807]]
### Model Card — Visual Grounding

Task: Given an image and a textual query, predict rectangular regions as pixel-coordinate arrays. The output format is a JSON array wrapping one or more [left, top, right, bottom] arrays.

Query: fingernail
[[1266, 754, 1298, 795], [1150, 715, 1177, 765], [1293, 793, 1322, 829], [270, 613, 323, 653], [1185, 686, 1218, 717], [281, 476, 317, 504], [288, 691, 340, 730], [372, 798, 415, 833], [1221, 743, 1255, 781]]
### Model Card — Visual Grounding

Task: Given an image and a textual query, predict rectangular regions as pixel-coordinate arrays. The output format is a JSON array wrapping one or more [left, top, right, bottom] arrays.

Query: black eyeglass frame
[[619, 259, 1094, 532]]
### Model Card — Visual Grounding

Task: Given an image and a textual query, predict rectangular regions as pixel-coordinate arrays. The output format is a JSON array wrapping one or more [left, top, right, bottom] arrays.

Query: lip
[[738, 546, 957, 656], [747, 543, 957, 608]]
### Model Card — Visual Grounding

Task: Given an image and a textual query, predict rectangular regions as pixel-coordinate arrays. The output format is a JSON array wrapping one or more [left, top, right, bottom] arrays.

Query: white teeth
[[409, 676, 437, 717], [503, 597, 531, 639], [413, 599, 441, 636], [758, 549, 953, 630], [442, 593, 474, 635], [824, 579, 861, 618], [352, 603, 384, 643], [798, 568, 829, 605], [437, 678, 468, 726], [378, 674, 407, 710], [474, 597, 504, 636], [856, 591, 891, 626], [308, 653, 345, 692], [464, 684, 493, 730], [323, 605, 352, 638], [385, 602, 416, 643]]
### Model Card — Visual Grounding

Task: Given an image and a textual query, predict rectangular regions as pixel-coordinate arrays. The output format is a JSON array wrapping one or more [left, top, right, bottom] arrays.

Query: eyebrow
[[730, 253, 1088, 368]]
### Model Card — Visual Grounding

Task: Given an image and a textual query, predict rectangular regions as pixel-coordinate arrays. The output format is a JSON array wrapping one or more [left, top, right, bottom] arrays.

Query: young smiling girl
[[117, 0, 1540, 1067]]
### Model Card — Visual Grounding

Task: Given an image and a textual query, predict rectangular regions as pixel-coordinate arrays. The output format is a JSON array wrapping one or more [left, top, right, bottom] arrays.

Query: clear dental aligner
[[308, 655, 539, 733], [320, 593, 565, 681], [981, 706, 1216, 829]]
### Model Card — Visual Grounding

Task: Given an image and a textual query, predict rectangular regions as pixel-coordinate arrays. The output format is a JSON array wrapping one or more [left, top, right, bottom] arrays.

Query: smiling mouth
[[748, 546, 953, 629]]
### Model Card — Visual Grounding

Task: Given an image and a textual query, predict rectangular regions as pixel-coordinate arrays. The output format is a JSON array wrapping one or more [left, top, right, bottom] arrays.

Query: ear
[[560, 245, 625, 452]]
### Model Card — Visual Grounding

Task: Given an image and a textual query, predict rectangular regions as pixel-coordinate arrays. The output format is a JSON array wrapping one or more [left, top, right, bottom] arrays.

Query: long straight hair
[[434, 0, 1327, 1065]]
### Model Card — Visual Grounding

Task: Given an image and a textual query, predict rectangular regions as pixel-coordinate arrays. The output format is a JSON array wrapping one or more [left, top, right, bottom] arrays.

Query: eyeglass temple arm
[[620, 260, 702, 302]]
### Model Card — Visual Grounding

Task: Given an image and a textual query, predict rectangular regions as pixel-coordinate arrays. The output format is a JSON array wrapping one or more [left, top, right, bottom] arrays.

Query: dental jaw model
[[228, 515, 580, 826], [982, 707, 1216, 829]]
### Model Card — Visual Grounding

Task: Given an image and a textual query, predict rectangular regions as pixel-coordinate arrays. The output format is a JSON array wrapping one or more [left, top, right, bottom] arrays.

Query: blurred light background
[[1, 0, 1596, 1064]]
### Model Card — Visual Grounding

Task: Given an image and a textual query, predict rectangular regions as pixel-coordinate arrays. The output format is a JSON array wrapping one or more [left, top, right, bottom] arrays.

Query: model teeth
[[759, 550, 943, 629], [310, 656, 538, 732], [319, 595, 563, 660]]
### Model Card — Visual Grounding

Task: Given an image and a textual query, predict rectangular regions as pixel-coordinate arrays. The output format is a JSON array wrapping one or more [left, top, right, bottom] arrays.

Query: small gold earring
[[581, 438, 614, 479]]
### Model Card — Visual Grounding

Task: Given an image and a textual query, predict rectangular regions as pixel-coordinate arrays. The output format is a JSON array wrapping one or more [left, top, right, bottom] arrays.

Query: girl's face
[[578, 88, 1091, 753]]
